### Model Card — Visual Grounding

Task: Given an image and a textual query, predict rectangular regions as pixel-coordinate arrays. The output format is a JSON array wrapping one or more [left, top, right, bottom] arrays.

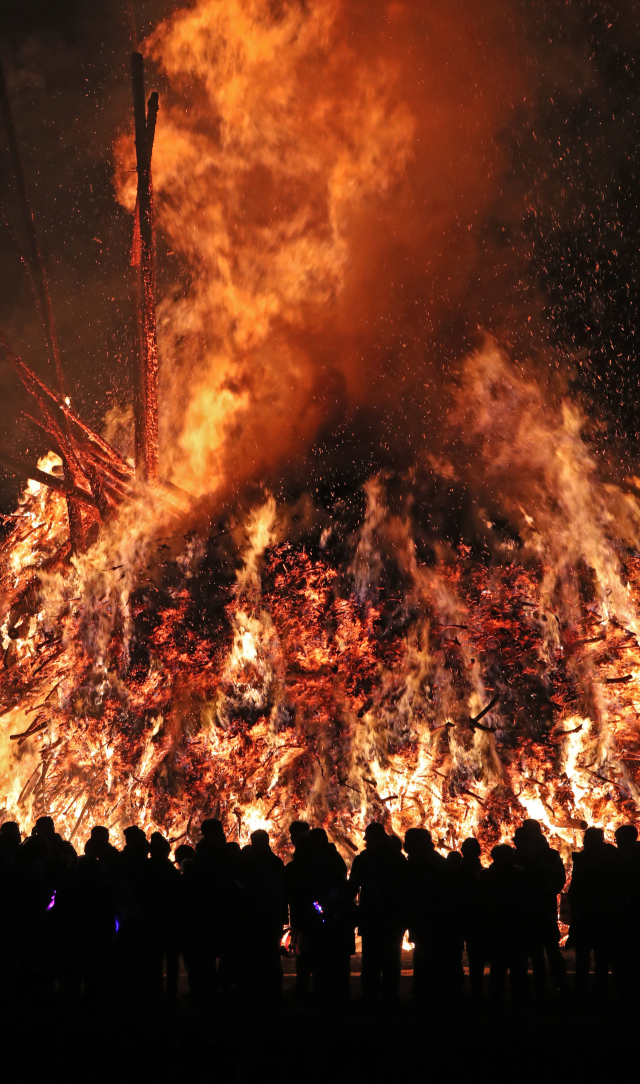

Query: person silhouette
[[114, 825, 151, 1003], [350, 823, 408, 1005], [568, 826, 616, 1000], [54, 837, 117, 1008], [611, 824, 640, 1005], [147, 832, 180, 1000], [286, 820, 312, 998], [288, 827, 354, 1005], [180, 821, 236, 1005], [199, 817, 227, 854], [20, 832, 57, 1006], [459, 837, 485, 1001], [513, 820, 567, 1000], [0, 822, 42, 1010], [33, 815, 76, 889], [480, 844, 527, 1007], [404, 827, 461, 1005], [239, 829, 287, 1005]]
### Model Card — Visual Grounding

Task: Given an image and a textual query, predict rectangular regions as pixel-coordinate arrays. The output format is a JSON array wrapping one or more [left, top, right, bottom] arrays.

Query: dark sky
[[0, 1, 639, 511], [516, 2, 640, 449]]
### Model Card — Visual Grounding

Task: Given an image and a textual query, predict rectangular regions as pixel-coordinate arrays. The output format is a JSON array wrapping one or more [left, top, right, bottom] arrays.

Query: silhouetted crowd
[[0, 814, 638, 1012]]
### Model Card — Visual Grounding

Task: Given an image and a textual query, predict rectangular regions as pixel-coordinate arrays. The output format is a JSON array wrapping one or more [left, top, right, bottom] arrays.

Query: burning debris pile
[[2, 0, 640, 860], [3, 342, 640, 861]]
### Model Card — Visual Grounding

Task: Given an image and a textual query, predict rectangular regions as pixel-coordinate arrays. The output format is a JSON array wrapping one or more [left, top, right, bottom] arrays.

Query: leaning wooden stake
[[0, 57, 86, 549], [131, 52, 159, 483]]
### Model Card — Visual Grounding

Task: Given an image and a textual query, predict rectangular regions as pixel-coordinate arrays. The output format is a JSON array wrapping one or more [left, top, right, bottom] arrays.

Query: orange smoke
[[115, 0, 526, 500]]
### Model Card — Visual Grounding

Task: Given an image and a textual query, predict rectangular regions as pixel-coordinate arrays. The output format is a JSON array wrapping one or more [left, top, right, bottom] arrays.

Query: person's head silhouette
[[201, 818, 226, 846], [513, 826, 528, 850], [461, 837, 481, 860], [583, 826, 605, 851], [490, 843, 515, 867], [521, 819, 543, 839], [404, 827, 433, 857], [289, 820, 310, 846], [150, 831, 171, 860], [123, 825, 149, 855], [364, 822, 387, 850], [615, 824, 638, 851], [84, 837, 101, 859], [0, 821, 21, 849], [90, 825, 110, 845], [175, 844, 195, 869], [34, 816, 56, 843], [250, 829, 270, 853], [307, 827, 329, 851]]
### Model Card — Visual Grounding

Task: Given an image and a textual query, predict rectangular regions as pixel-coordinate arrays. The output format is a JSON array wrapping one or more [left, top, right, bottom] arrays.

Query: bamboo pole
[[0, 59, 67, 399], [0, 56, 87, 548], [131, 52, 159, 483]]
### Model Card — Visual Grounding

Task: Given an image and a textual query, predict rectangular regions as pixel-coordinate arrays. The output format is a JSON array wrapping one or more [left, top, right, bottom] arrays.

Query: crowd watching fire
[[0, 810, 638, 1008]]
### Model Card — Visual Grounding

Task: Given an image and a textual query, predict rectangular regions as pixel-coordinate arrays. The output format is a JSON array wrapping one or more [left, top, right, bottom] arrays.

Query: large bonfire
[[1, 0, 640, 861]]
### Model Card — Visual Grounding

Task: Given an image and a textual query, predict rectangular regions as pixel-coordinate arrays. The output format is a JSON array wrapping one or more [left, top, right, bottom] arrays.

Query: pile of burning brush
[[3, 412, 640, 862], [2, 13, 640, 863]]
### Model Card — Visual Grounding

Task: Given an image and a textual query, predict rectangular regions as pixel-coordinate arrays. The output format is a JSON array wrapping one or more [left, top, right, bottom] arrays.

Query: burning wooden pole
[[0, 57, 86, 550], [131, 52, 159, 484]]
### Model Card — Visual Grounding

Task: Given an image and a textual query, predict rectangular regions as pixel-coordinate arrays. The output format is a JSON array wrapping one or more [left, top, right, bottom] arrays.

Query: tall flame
[[115, 0, 526, 499]]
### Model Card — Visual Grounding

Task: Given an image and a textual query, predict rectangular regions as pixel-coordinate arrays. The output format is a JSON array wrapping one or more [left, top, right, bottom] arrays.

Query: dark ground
[[5, 951, 638, 1084]]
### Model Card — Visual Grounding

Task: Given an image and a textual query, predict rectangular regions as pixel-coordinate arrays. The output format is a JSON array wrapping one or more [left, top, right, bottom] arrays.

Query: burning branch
[[468, 692, 500, 731], [580, 766, 634, 800], [10, 715, 49, 744], [0, 450, 97, 510]]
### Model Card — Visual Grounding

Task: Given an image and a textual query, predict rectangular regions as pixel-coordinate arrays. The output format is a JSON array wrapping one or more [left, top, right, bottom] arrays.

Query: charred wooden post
[[62, 464, 87, 549], [0, 58, 87, 550], [130, 207, 145, 472], [131, 52, 159, 484]]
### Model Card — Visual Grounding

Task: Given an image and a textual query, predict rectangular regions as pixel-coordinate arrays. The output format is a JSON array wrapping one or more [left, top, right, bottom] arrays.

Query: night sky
[[0, 0, 639, 511]]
